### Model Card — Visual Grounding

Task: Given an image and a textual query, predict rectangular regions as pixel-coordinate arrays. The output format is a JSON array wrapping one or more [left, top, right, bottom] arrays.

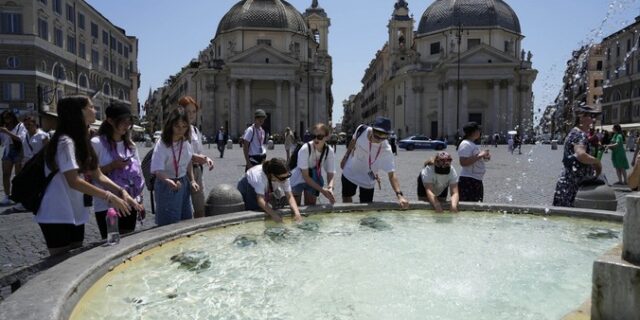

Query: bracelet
[[105, 191, 114, 203]]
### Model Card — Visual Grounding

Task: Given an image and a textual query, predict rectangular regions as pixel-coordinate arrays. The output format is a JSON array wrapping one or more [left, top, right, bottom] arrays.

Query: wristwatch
[[396, 191, 404, 197]]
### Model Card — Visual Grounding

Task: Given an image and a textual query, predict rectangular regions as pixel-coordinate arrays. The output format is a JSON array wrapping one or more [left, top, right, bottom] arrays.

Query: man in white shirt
[[340, 116, 409, 209], [243, 109, 267, 171]]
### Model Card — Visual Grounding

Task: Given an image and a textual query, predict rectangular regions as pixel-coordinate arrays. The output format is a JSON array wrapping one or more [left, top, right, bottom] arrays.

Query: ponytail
[[423, 157, 435, 168]]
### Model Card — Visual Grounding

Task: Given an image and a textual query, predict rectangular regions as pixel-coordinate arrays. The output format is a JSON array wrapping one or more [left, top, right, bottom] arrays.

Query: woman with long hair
[[237, 158, 303, 222], [150, 107, 199, 226], [605, 124, 630, 185], [0, 110, 27, 205], [178, 96, 214, 219], [36, 96, 140, 256], [91, 103, 144, 239]]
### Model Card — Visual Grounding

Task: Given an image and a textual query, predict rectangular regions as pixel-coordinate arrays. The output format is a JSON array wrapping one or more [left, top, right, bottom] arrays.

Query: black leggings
[[95, 210, 138, 239]]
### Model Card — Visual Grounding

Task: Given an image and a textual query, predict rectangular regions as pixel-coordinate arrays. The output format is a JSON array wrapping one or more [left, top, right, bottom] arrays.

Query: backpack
[[340, 125, 369, 170], [100, 137, 144, 197], [141, 149, 155, 192], [288, 142, 329, 171], [10, 149, 58, 214]]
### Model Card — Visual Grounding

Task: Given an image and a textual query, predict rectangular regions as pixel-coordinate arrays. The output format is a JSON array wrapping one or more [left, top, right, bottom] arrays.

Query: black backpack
[[10, 149, 58, 214], [288, 142, 329, 171]]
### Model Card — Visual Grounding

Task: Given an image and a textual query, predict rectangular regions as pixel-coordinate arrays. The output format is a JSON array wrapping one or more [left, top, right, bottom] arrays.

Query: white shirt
[[421, 165, 459, 197], [150, 139, 193, 179], [1, 122, 27, 156], [245, 164, 292, 196], [22, 129, 48, 161], [91, 136, 141, 212], [291, 142, 336, 187], [190, 125, 204, 155], [342, 127, 395, 189], [243, 125, 266, 156], [458, 139, 486, 181], [36, 135, 90, 225], [216, 131, 225, 142]]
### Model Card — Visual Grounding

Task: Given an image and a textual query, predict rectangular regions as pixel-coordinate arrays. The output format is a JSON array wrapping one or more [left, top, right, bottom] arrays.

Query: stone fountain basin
[[0, 202, 623, 320]]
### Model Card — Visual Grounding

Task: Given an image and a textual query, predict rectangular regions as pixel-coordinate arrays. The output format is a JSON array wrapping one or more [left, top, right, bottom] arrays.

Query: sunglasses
[[373, 133, 388, 141], [314, 134, 325, 140], [275, 173, 292, 181]]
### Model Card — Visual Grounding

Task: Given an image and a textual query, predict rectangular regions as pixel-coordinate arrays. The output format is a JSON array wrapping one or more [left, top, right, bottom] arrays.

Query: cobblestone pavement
[[0, 142, 632, 280]]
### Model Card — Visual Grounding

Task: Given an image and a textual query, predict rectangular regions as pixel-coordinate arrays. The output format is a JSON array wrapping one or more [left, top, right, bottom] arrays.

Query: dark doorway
[[264, 112, 272, 138], [431, 121, 438, 139], [469, 113, 482, 125]]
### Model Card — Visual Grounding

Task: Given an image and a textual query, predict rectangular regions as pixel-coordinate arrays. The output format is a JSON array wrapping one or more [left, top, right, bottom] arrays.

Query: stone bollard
[[226, 139, 233, 150], [551, 140, 558, 150], [267, 139, 275, 150], [204, 184, 245, 217], [591, 194, 640, 319], [574, 182, 617, 211], [624, 195, 640, 264]]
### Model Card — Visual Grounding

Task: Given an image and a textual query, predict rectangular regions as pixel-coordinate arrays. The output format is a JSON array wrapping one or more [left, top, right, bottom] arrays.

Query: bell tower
[[304, 0, 330, 53], [388, 0, 414, 53]]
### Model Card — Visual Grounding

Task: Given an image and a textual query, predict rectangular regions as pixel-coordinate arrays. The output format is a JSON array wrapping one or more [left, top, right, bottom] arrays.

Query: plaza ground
[[0, 142, 632, 291]]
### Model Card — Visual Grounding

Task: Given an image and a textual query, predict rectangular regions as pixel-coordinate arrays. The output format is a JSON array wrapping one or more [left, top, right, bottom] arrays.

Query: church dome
[[417, 0, 521, 35], [216, 0, 309, 36]]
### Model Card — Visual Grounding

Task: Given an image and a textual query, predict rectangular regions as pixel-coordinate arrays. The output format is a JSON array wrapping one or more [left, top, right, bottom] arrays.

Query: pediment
[[227, 45, 298, 65], [448, 44, 519, 65]]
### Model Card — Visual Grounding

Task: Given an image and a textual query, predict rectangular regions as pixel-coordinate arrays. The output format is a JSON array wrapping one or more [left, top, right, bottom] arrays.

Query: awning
[[600, 123, 640, 132]]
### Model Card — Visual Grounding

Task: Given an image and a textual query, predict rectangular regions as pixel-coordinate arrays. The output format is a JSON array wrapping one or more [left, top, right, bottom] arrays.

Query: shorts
[[458, 176, 484, 202], [292, 168, 324, 197], [2, 144, 22, 163], [95, 210, 138, 240], [341, 175, 374, 203], [416, 175, 448, 200], [38, 223, 85, 249]]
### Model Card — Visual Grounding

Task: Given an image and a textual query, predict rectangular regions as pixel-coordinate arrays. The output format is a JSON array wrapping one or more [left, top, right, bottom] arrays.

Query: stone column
[[492, 80, 500, 134], [461, 81, 468, 129], [413, 86, 423, 135], [229, 79, 238, 137], [319, 78, 326, 124], [507, 80, 514, 132], [437, 83, 444, 138], [447, 81, 456, 139], [289, 81, 297, 134], [276, 80, 283, 133], [243, 79, 252, 129]]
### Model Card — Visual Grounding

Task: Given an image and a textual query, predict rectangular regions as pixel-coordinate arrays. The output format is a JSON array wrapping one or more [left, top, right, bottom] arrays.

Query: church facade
[[348, 0, 537, 140], [149, 0, 333, 139]]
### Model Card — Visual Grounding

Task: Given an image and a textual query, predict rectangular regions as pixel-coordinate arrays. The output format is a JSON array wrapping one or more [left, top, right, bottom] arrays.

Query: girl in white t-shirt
[[21, 116, 49, 164], [0, 110, 27, 204], [37, 96, 141, 256], [291, 123, 336, 206], [237, 158, 303, 223], [458, 122, 491, 202], [91, 103, 144, 239], [180, 96, 214, 219], [150, 108, 199, 227], [417, 152, 459, 213]]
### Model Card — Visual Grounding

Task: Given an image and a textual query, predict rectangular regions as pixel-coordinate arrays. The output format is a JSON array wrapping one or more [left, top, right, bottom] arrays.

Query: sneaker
[[0, 196, 13, 206]]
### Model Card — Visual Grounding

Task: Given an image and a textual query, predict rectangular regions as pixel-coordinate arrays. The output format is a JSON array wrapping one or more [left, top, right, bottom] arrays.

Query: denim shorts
[[292, 169, 324, 197]]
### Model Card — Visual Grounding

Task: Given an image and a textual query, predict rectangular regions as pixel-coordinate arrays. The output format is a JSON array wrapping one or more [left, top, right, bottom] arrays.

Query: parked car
[[398, 136, 447, 151]]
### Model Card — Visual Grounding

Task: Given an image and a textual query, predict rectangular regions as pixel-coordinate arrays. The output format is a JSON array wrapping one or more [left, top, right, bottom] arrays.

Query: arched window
[[612, 90, 622, 102], [103, 83, 111, 96], [78, 74, 88, 88], [118, 89, 125, 100], [53, 63, 66, 80], [396, 96, 403, 105], [6, 56, 19, 69]]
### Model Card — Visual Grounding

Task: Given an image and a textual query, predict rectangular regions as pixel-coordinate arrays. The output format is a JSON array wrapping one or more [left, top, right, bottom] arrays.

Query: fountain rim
[[0, 201, 624, 320]]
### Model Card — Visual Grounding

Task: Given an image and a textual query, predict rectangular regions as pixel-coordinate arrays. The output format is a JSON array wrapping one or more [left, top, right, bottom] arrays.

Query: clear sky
[[87, 0, 640, 126]]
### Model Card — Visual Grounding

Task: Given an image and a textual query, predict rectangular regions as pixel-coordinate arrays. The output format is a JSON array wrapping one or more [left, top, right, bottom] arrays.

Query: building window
[[6, 56, 19, 69], [79, 41, 86, 59], [66, 4, 74, 23], [627, 63, 631, 75], [613, 91, 622, 102], [594, 79, 603, 88], [54, 27, 63, 47], [596, 60, 603, 71], [628, 39, 632, 52], [617, 44, 620, 57], [77, 12, 84, 29], [103, 83, 111, 95], [110, 36, 116, 50], [103, 56, 108, 71], [504, 40, 510, 53], [124, 46, 129, 58], [606, 70, 610, 80], [634, 105, 640, 117], [2, 83, 24, 101], [118, 64, 123, 77], [117, 41, 123, 55], [257, 39, 272, 46], [102, 30, 108, 45], [39, 0, 47, 5], [430, 42, 441, 55], [1, 12, 23, 34], [607, 48, 611, 60], [110, 60, 116, 73], [91, 22, 98, 38], [91, 50, 99, 64], [467, 39, 481, 49], [79, 74, 88, 88], [53, 64, 65, 80], [52, 0, 62, 15], [38, 18, 48, 40], [66, 35, 76, 54]]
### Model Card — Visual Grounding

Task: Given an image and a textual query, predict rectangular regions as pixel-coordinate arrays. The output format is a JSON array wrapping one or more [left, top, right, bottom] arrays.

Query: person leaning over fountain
[[417, 151, 459, 213], [457, 122, 491, 202], [179, 96, 215, 219], [553, 105, 603, 207], [340, 116, 409, 209], [290, 123, 336, 206], [237, 158, 303, 223], [150, 108, 200, 226]]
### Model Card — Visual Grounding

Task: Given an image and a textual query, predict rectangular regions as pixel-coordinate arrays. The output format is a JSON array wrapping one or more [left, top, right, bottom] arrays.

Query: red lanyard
[[368, 142, 382, 170], [171, 140, 184, 178], [256, 126, 263, 147]]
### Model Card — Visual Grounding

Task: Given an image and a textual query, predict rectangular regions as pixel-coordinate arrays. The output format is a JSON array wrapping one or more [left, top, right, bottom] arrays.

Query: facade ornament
[[312, 0, 318, 9], [508, 39, 514, 53], [227, 40, 236, 55], [521, 49, 526, 61], [450, 38, 455, 53], [527, 51, 533, 62]]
